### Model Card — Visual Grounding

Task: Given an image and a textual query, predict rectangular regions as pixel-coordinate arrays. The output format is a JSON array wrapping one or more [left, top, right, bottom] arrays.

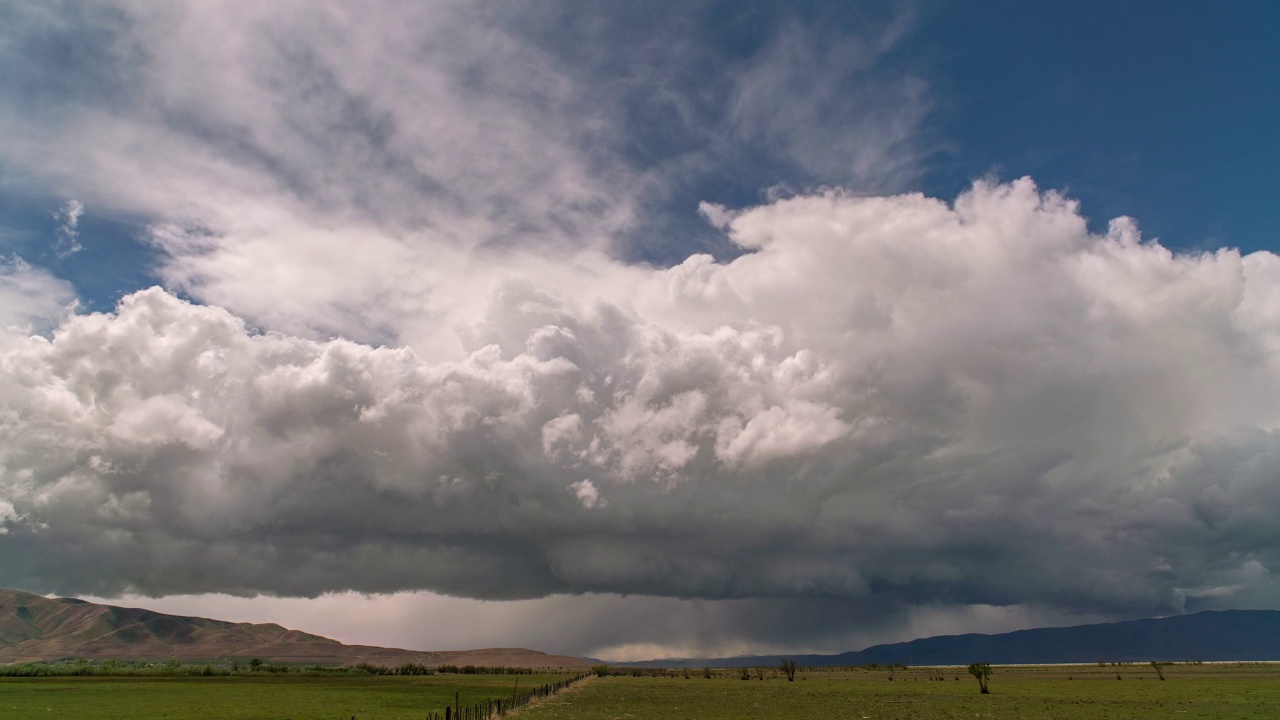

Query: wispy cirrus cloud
[[0, 1, 934, 345], [0, 256, 76, 335], [52, 199, 84, 257]]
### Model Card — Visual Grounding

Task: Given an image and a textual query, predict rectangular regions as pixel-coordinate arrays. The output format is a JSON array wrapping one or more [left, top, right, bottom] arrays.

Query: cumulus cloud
[[569, 479, 605, 510], [0, 500, 22, 535], [4, 180, 1280, 638], [3, 1, 1278, 658]]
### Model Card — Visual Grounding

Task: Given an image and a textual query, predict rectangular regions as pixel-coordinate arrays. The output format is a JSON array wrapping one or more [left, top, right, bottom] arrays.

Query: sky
[[1, 1, 1280, 662]]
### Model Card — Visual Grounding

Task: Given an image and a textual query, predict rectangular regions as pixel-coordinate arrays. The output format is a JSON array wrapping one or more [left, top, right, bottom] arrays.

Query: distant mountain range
[[622, 610, 1280, 667], [0, 588, 589, 668], [7, 587, 1277, 669]]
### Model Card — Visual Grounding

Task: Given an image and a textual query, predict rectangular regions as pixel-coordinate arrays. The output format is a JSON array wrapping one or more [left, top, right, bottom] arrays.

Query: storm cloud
[[6, 179, 1280, 621], [2, 1, 1279, 658]]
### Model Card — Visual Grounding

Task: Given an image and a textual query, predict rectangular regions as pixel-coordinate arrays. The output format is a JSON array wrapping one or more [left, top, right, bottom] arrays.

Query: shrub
[[966, 663, 992, 694]]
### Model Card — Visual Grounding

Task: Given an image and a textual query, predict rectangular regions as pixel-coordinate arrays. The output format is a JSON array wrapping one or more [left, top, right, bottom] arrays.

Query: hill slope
[[0, 589, 589, 668], [626, 610, 1280, 667], [824, 610, 1280, 665]]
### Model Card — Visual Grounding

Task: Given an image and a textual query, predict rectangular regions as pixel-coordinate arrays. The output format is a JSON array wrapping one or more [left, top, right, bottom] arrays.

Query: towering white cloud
[[4, 179, 1280, 625], [2, 0, 1277, 657]]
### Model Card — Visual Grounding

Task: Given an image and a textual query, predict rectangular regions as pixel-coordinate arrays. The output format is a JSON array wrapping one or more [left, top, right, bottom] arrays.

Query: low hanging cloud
[[5, 178, 1280, 627], [90, 589, 1098, 661]]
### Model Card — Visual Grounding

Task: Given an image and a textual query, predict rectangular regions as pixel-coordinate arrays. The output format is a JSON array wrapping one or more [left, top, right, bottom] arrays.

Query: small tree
[[779, 658, 798, 682], [248, 658, 264, 671], [1150, 661, 1167, 681], [701, 666, 712, 679], [739, 666, 751, 680], [966, 662, 992, 694]]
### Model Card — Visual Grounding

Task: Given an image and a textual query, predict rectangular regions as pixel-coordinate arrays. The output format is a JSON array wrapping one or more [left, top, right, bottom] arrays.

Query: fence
[[424, 673, 589, 720]]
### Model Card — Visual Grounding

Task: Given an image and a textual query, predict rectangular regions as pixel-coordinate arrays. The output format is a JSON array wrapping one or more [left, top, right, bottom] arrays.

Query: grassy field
[[520, 663, 1280, 720], [0, 673, 573, 720], [3, 664, 1279, 719]]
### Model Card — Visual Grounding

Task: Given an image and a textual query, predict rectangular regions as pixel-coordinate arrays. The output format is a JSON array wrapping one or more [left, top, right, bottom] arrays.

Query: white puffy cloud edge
[[6, 180, 1280, 654]]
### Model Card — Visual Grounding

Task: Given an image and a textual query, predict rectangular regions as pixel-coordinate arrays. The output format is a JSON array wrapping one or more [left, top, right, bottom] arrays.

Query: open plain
[[0, 672, 575, 720], [4, 664, 1279, 720], [520, 664, 1280, 720]]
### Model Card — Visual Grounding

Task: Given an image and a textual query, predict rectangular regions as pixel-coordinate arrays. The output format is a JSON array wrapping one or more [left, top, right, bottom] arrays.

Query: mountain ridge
[[10, 588, 1276, 669], [619, 609, 1280, 667], [0, 589, 589, 668]]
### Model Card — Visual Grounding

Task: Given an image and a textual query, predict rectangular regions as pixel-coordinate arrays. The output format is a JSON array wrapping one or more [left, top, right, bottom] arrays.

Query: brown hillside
[[0, 589, 589, 668]]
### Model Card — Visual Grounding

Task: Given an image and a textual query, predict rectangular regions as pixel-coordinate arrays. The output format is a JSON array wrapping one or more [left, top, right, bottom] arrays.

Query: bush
[[967, 663, 992, 694]]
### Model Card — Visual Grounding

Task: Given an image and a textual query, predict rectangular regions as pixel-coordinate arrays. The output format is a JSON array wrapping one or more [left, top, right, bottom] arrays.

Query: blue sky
[[3, 1, 1280, 661], [919, 1, 1280, 254]]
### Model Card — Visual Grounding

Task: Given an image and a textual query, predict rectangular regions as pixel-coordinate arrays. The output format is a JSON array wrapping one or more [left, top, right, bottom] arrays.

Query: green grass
[[0, 673, 573, 720], [5, 665, 1280, 719], [519, 664, 1280, 720]]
